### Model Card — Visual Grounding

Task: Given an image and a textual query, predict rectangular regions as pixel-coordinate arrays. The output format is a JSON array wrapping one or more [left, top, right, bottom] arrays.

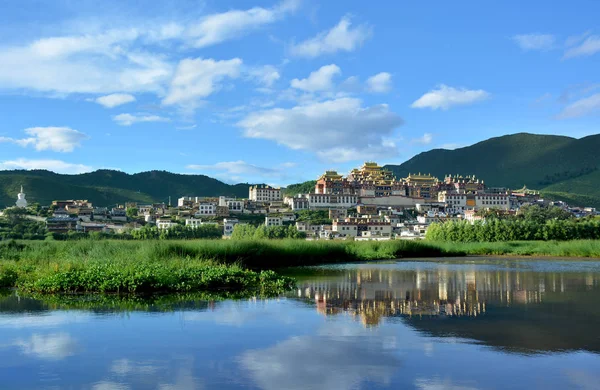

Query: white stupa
[[16, 186, 28, 208]]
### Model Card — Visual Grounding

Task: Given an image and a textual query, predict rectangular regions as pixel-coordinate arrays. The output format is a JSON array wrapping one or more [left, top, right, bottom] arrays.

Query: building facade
[[249, 185, 281, 202]]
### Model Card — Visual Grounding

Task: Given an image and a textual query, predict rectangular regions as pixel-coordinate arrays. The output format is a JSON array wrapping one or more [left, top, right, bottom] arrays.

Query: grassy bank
[[0, 239, 461, 294], [431, 240, 600, 258]]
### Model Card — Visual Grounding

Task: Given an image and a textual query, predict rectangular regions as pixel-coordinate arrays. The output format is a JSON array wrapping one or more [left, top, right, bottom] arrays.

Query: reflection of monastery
[[295, 268, 599, 327]]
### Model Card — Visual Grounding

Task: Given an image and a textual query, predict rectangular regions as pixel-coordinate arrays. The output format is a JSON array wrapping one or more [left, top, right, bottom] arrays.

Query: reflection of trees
[[294, 267, 600, 353]]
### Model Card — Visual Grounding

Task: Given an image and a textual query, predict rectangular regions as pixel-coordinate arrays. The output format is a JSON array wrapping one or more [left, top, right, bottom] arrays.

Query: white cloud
[[113, 113, 170, 126], [291, 16, 372, 57], [512, 33, 555, 51], [412, 133, 433, 145], [0, 28, 173, 95], [291, 64, 341, 92], [186, 0, 300, 48], [0, 126, 88, 152], [439, 143, 464, 150], [366, 72, 392, 93], [411, 85, 490, 110], [564, 35, 600, 59], [13, 333, 78, 360], [162, 57, 242, 109], [0, 158, 93, 174], [238, 97, 403, 163], [187, 160, 281, 177], [95, 93, 136, 108], [249, 65, 281, 87], [556, 93, 600, 119]]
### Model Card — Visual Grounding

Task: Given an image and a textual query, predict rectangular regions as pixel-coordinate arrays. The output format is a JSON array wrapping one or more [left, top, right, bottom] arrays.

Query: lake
[[1, 258, 600, 389]]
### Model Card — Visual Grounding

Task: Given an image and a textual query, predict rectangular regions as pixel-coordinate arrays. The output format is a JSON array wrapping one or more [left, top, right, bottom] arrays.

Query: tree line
[[426, 218, 600, 242]]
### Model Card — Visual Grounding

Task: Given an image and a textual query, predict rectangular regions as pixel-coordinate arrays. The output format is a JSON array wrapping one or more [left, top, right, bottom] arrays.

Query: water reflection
[[291, 261, 600, 353], [0, 259, 599, 389]]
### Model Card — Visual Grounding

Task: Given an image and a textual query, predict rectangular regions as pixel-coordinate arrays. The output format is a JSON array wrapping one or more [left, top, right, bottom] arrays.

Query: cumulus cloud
[[366, 72, 392, 93], [0, 126, 88, 152], [238, 97, 403, 162], [411, 85, 490, 110], [13, 333, 78, 360], [512, 33, 555, 51], [0, 28, 173, 95], [291, 16, 372, 57], [556, 93, 600, 119], [186, 0, 300, 48], [248, 65, 281, 88], [95, 93, 136, 108], [162, 57, 242, 109], [0, 1, 296, 98], [564, 35, 600, 59], [412, 133, 433, 145], [0, 158, 93, 174], [290, 64, 341, 92], [113, 113, 170, 126]]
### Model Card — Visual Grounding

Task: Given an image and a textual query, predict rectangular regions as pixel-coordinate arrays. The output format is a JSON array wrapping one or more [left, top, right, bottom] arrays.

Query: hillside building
[[404, 173, 439, 199], [347, 162, 405, 197], [249, 185, 281, 202]]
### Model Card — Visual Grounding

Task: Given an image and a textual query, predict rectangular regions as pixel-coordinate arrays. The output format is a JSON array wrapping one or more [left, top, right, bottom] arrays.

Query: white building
[[219, 196, 244, 213], [285, 196, 309, 211], [157, 218, 179, 229], [223, 218, 239, 236], [185, 217, 213, 228], [438, 191, 509, 212], [195, 203, 216, 216], [249, 185, 282, 202], [332, 221, 358, 237], [15, 186, 28, 208], [265, 216, 283, 227], [307, 193, 358, 209]]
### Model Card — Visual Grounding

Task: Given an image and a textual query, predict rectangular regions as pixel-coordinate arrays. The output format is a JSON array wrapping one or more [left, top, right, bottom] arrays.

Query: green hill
[[384, 132, 600, 207], [0, 170, 252, 208]]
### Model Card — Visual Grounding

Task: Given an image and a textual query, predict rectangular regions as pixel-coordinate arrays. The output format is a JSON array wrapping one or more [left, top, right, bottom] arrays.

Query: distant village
[[6, 162, 599, 240]]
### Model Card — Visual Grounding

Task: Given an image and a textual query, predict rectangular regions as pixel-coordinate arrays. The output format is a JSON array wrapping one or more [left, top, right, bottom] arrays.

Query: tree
[[126, 207, 139, 218]]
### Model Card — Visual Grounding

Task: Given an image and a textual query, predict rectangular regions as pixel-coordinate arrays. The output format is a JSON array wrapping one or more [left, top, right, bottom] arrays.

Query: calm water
[[1, 258, 600, 390]]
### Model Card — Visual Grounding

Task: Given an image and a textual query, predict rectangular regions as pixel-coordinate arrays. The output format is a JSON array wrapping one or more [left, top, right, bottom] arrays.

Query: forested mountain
[[0, 170, 251, 207], [384, 133, 600, 207]]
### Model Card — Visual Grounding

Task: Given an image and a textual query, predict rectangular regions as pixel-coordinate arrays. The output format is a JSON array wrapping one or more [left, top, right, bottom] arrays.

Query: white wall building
[[157, 218, 178, 229], [249, 185, 282, 202], [185, 217, 218, 228], [265, 216, 283, 227], [307, 194, 358, 209], [195, 203, 216, 216], [223, 218, 239, 236], [219, 197, 244, 213], [332, 221, 358, 237]]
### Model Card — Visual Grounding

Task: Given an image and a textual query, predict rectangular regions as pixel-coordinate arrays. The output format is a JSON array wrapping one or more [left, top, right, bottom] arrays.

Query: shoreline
[[2, 239, 600, 295]]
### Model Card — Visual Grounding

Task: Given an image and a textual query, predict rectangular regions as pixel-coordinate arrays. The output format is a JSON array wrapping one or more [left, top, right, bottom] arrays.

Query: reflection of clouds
[[110, 358, 159, 376], [564, 369, 600, 390], [0, 313, 89, 328], [102, 356, 203, 390], [13, 333, 78, 360], [414, 378, 480, 390], [240, 334, 400, 390], [92, 381, 130, 390], [182, 301, 295, 326]]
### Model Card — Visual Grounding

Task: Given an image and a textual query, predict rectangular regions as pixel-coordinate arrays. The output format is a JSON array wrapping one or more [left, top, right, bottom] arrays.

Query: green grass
[[431, 240, 600, 258], [0, 239, 461, 294]]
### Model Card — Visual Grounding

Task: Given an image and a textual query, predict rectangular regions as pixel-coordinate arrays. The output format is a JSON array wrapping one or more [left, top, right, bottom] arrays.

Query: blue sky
[[0, 0, 599, 185]]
